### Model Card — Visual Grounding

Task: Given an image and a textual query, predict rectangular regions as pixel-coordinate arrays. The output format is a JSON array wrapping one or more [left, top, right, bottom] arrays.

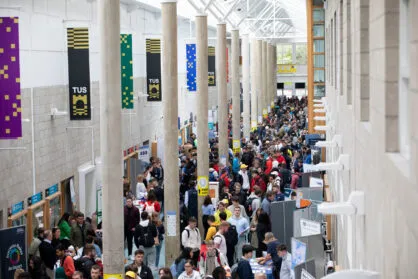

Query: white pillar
[[273, 45, 277, 101], [262, 40, 267, 116], [267, 43, 272, 110], [250, 38, 258, 129], [99, 0, 124, 275], [161, 0, 179, 266], [256, 40, 262, 120], [216, 23, 228, 164], [242, 34, 250, 139], [231, 29, 240, 148], [196, 13, 208, 236]]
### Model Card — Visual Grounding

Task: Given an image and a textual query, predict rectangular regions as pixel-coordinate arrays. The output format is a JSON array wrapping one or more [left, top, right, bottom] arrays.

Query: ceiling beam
[[222, 0, 242, 22]]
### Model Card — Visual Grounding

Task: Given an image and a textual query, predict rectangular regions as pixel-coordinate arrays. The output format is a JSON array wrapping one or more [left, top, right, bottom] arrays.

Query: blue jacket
[[237, 258, 254, 279], [232, 157, 240, 174]]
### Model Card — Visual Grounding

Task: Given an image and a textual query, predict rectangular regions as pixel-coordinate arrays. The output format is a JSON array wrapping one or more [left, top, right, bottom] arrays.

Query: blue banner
[[45, 184, 58, 197], [0, 226, 26, 279], [186, 44, 196, 92], [10, 201, 24, 215], [27, 192, 42, 206]]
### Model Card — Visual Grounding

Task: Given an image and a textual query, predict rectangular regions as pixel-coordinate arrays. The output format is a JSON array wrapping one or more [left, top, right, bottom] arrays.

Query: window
[[359, 0, 369, 121], [277, 44, 293, 64], [313, 40, 325, 53], [313, 25, 325, 37], [314, 85, 325, 98], [295, 44, 307, 64], [313, 8, 325, 22], [314, 70, 325, 83], [314, 55, 325, 68], [399, 0, 410, 158]]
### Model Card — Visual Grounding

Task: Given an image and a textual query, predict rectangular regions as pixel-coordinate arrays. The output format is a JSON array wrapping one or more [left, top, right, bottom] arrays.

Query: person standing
[[177, 259, 200, 279], [227, 196, 248, 219], [256, 212, 271, 257], [213, 222, 228, 257], [90, 265, 102, 279], [277, 244, 294, 279], [227, 207, 250, 262], [181, 217, 201, 263], [135, 211, 158, 269], [201, 195, 215, 237], [236, 164, 251, 195], [56, 243, 75, 279], [58, 213, 72, 249], [124, 197, 140, 260], [152, 211, 165, 267], [236, 245, 255, 279], [39, 230, 56, 279], [28, 228, 44, 259], [132, 249, 154, 279], [261, 191, 275, 217], [71, 212, 92, 249]]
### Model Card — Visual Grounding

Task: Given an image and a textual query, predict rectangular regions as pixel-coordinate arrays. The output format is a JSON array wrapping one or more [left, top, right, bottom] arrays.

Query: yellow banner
[[197, 176, 209, 196], [104, 275, 123, 279], [232, 139, 241, 154], [262, 108, 268, 118], [277, 64, 296, 74]]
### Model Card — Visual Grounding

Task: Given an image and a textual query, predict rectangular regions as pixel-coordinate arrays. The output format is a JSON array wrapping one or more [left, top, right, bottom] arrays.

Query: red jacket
[[264, 157, 273, 175], [250, 175, 266, 193], [61, 256, 75, 278]]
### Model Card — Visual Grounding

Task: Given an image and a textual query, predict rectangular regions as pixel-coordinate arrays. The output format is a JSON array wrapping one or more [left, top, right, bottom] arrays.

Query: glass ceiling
[[125, 0, 307, 41]]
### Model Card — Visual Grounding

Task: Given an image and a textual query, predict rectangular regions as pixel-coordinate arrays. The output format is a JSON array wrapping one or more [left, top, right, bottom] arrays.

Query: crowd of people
[[17, 96, 310, 279]]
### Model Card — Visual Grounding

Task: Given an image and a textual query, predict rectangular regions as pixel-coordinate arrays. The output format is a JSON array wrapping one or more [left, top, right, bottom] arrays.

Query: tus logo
[[7, 244, 23, 266]]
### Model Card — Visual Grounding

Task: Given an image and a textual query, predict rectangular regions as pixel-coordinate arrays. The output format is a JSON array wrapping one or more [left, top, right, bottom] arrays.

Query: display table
[[249, 259, 274, 279]]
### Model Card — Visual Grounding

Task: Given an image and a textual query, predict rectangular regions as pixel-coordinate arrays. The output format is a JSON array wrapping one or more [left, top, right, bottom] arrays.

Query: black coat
[[39, 240, 56, 270]]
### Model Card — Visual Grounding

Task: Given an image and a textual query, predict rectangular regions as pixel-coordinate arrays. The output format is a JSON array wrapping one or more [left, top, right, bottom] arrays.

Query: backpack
[[245, 197, 259, 217], [137, 224, 155, 248], [187, 188, 198, 219], [74, 257, 95, 279], [225, 225, 238, 247], [145, 202, 156, 214], [180, 227, 200, 250]]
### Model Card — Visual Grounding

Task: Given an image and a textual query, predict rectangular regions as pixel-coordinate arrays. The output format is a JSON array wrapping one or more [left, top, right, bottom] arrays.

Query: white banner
[[300, 218, 321, 237]]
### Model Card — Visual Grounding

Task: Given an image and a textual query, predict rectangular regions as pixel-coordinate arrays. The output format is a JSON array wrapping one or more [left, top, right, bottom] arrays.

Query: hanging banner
[[208, 46, 216, 86], [121, 34, 134, 109], [67, 27, 91, 120], [27, 192, 43, 206], [146, 39, 162, 101], [277, 64, 297, 74], [0, 17, 22, 139], [197, 176, 209, 196], [10, 201, 24, 215], [186, 44, 196, 92], [45, 184, 58, 197], [233, 139, 241, 154], [0, 226, 26, 279]]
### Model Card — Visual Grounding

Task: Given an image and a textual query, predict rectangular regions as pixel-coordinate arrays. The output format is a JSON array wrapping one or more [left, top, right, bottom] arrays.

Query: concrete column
[[250, 39, 258, 129], [231, 29, 240, 147], [242, 34, 250, 139], [99, 0, 124, 276], [267, 44, 272, 109], [273, 45, 277, 101], [196, 14, 208, 236], [262, 41, 267, 116], [256, 40, 262, 120], [161, 0, 179, 266], [217, 23, 228, 164]]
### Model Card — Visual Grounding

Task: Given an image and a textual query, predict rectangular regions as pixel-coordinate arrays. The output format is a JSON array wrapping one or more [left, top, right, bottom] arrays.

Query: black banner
[[208, 46, 216, 86], [0, 226, 26, 279], [67, 28, 91, 120], [146, 39, 162, 102]]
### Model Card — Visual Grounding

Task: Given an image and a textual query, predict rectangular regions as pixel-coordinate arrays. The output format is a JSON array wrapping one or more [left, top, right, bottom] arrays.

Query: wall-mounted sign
[[27, 192, 43, 206], [10, 201, 24, 215], [197, 176, 209, 196], [277, 64, 297, 74], [232, 140, 241, 154], [300, 218, 321, 237], [139, 146, 150, 162], [45, 184, 58, 197]]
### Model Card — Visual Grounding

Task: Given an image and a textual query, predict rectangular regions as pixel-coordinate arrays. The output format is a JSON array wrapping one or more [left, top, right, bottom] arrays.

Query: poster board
[[0, 226, 27, 279]]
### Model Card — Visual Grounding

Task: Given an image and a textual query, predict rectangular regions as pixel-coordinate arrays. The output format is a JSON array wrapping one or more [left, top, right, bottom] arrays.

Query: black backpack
[[137, 224, 155, 248], [74, 257, 95, 279], [225, 225, 239, 247], [245, 197, 258, 217], [187, 188, 198, 219]]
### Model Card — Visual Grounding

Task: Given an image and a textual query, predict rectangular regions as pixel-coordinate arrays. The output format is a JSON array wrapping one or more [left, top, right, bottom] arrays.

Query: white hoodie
[[181, 225, 201, 250]]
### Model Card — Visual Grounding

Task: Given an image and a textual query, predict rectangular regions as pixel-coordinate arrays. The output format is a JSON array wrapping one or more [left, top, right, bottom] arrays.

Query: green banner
[[121, 34, 133, 109]]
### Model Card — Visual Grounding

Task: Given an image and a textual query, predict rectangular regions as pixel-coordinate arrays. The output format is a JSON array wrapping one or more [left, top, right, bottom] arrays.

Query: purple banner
[[0, 17, 21, 139]]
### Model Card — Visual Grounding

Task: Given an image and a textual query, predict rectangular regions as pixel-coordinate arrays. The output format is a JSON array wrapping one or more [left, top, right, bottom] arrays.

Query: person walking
[[201, 195, 215, 237], [134, 211, 158, 269], [28, 228, 44, 259], [56, 243, 75, 279], [58, 213, 72, 249], [177, 259, 200, 279], [227, 207, 250, 263], [71, 212, 92, 249], [124, 196, 140, 260], [256, 212, 271, 257], [152, 211, 165, 267], [39, 230, 56, 279], [236, 245, 255, 279]]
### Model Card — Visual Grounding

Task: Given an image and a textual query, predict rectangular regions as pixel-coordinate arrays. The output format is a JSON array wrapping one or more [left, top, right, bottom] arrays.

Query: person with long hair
[[57, 212, 71, 249], [158, 267, 174, 279], [256, 212, 271, 257], [174, 247, 193, 276], [28, 256, 49, 279], [177, 259, 200, 279], [250, 208, 262, 250], [143, 191, 161, 214], [152, 211, 165, 267], [202, 195, 215, 237]]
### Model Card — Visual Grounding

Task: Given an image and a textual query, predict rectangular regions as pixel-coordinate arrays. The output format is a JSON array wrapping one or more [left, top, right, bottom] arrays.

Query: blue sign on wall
[[10, 201, 24, 215], [27, 192, 42, 206], [45, 184, 58, 197]]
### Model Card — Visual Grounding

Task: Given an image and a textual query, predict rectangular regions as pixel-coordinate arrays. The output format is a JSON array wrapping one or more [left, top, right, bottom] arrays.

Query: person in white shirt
[[181, 217, 201, 262], [237, 164, 250, 193], [178, 259, 201, 279], [136, 174, 147, 199], [213, 222, 229, 256], [247, 188, 262, 217], [277, 244, 294, 279]]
